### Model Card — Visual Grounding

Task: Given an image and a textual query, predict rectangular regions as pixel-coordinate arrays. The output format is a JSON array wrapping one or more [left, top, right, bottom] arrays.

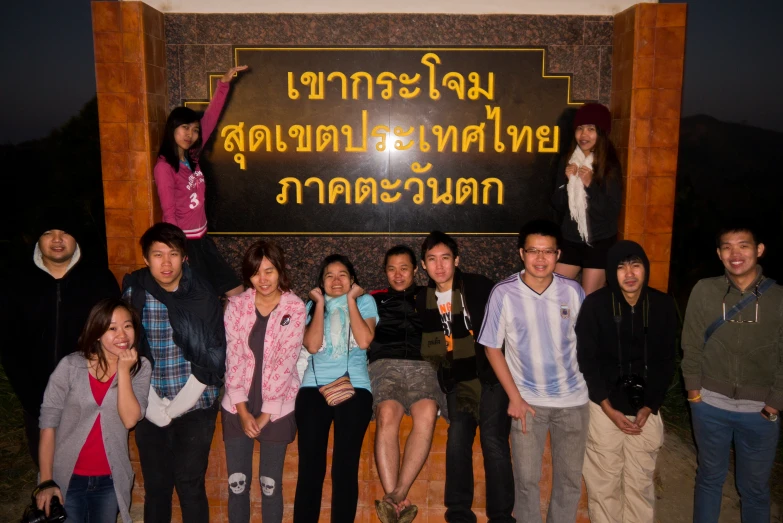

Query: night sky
[[0, 0, 781, 144]]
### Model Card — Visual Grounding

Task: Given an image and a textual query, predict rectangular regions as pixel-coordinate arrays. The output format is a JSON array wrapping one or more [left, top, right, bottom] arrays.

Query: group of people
[[0, 64, 778, 523]]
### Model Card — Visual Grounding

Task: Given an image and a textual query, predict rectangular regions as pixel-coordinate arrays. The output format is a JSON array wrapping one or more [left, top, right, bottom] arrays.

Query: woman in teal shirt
[[293, 254, 378, 523]]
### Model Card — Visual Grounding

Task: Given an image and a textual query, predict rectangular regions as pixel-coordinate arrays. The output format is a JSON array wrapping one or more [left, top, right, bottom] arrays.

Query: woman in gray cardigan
[[36, 298, 152, 523]]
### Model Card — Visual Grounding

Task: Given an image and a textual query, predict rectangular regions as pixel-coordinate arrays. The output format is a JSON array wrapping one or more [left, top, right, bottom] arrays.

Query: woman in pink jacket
[[220, 241, 306, 523], [154, 65, 248, 297]]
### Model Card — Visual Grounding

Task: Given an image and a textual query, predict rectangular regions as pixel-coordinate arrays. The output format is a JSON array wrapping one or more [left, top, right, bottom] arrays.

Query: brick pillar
[[93, 0, 166, 282], [612, 3, 686, 291]]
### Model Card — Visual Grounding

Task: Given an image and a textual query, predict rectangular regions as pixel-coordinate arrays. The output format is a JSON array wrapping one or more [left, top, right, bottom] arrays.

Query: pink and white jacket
[[221, 289, 306, 421], [154, 81, 230, 239]]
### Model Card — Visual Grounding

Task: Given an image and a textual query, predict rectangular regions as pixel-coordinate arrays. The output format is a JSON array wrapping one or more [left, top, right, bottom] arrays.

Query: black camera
[[618, 374, 646, 411], [21, 494, 67, 523]]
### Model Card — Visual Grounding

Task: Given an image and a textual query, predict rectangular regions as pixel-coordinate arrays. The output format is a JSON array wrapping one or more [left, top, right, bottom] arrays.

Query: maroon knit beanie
[[573, 103, 612, 134]]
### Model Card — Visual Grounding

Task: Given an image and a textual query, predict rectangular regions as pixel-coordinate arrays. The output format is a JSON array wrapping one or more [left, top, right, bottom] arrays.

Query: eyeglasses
[[722, 284, 760, 323], [523, 248, 558, 257]]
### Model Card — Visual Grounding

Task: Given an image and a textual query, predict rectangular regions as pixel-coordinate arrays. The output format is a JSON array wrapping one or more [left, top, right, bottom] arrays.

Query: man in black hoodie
[[0, 210, 119, 466], [575, 240, 677, 523]]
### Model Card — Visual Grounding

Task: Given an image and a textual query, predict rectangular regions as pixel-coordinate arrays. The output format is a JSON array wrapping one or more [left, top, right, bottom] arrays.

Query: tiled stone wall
[[164, 13, 613, 109]]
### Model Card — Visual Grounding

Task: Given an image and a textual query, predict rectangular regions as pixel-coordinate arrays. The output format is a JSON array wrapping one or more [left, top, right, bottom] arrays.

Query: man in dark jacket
[[0, 211, 119, 466], [370, 245, 444, 523], [122, 223, 226, 523], [575, 240, 677, 523], [416, 231, 514, 523]]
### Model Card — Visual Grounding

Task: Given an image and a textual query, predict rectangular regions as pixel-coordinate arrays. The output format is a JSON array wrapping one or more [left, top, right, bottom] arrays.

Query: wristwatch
[[761, 408, 778, 422]]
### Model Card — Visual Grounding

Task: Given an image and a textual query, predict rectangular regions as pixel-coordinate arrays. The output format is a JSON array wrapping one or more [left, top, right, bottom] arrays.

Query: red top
[[73, 373, 114, 476]]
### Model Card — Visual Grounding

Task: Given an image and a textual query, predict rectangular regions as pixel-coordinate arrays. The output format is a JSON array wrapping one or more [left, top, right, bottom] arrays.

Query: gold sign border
[[186, 47, 582, 236]]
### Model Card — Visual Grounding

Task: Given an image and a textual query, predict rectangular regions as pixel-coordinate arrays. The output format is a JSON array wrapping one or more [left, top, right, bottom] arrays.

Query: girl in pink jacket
[[220, 241, 306, 523], [154, 65, 248, 297]]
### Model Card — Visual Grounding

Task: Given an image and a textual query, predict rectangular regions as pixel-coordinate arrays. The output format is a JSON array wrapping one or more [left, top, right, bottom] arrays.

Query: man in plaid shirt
[[123, 223, 226, 523]]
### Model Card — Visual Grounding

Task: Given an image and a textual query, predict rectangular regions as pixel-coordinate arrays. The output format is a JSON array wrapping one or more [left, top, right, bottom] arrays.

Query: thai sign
[[188, 48, 578, 234]]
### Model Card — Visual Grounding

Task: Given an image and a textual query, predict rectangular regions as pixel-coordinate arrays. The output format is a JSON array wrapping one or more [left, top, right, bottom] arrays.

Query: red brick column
[[612, 3, 687, 291], [93, 1, 166, 282]]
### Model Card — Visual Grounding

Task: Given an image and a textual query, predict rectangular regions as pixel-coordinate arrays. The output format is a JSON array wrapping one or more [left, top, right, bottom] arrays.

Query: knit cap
[[34, 206, 82, 244], [573, 103, 612, 134]]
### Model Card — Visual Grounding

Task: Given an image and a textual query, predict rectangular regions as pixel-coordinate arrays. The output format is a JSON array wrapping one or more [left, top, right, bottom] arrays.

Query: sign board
[[187, 48, 578, 235]]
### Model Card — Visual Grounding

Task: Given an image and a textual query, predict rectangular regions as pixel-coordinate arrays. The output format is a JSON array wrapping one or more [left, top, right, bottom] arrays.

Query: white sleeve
[[165, 374, 208, 419], [145, 387, 172, 427], [477, 289, 504, 349]]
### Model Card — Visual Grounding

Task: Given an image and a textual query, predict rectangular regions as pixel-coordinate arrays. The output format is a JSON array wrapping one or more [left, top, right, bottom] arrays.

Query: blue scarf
[[324, 294, 351, 359]]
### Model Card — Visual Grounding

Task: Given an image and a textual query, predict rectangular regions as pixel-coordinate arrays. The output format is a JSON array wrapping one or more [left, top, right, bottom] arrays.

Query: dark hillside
[[670, 115, 783, 307]]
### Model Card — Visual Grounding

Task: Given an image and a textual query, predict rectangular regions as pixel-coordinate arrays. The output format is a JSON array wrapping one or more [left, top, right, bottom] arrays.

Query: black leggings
[[293, 387, 373, 523]]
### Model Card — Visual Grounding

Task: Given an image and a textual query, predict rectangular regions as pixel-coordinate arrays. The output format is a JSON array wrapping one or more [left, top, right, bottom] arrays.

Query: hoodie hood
[[33, 242, 82, 277], [605, 240, 650, 297]]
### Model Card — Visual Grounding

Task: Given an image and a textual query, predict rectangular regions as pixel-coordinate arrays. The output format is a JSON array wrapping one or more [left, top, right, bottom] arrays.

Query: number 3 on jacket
[[189, 193, 200, 209]]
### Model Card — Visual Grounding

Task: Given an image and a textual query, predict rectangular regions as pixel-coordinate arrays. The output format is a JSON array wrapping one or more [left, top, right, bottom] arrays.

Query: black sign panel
[[187, 48, 578, 235]]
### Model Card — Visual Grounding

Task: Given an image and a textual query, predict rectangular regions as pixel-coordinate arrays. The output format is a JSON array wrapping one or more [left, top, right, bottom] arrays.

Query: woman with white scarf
[[293, 254, 379, 523], [552, 103, 623, 294]]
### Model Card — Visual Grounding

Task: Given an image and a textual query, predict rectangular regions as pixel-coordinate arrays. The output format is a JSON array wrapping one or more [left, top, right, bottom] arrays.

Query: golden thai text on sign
[[188, 48, 579, 234]]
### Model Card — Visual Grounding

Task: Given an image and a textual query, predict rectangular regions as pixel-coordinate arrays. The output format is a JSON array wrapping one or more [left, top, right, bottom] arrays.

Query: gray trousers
[[511, 403, 589, 523], [224, 436, 287, 523]]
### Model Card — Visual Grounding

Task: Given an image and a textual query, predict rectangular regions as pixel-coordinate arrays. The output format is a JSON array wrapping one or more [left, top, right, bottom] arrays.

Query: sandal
[[375, 499, 398, 523], [398, 504, 418, 523]]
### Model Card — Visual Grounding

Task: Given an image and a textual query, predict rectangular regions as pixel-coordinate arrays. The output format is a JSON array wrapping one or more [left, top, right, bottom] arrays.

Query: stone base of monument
[[129, 415, 589, 522]]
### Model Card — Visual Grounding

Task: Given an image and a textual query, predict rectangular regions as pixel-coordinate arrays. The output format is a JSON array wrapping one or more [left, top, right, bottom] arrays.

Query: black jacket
[[551, 154, 623, 243], [0, 246, 120, 413], [575, 240, 677, 415], [416, 268, 499, 385], [123, 264, 226, 386], [368, 284, 424, 364]]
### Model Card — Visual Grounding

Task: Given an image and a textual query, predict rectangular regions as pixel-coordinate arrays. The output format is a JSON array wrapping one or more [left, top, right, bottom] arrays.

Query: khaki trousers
[[582, 401, 664, 523]]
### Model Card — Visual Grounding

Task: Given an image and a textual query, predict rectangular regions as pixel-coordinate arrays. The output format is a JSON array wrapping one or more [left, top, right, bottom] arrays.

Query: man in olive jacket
[[681, 225, 783, 523]]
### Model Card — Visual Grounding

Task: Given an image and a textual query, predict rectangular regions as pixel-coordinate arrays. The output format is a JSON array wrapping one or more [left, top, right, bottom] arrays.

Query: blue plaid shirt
[[123, 287, 219, 412]]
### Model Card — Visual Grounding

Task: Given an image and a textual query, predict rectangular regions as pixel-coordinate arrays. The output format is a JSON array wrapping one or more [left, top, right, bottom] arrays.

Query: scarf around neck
[[420, 271, 481, 420], [567, 147, 594, 244], [324, 293, 351, 359]]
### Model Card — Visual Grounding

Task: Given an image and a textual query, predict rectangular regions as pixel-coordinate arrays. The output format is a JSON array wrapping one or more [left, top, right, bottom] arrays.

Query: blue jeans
[[691, 401, 779, 523], [63, 474, 118, 523]]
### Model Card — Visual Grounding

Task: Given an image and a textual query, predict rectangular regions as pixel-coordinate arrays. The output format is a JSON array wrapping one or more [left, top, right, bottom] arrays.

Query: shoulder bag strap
[[704, 277, 776, 344]]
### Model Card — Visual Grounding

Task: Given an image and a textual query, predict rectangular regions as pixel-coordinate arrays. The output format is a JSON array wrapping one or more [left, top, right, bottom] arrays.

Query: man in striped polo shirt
[[479, 219, 589, 523]]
